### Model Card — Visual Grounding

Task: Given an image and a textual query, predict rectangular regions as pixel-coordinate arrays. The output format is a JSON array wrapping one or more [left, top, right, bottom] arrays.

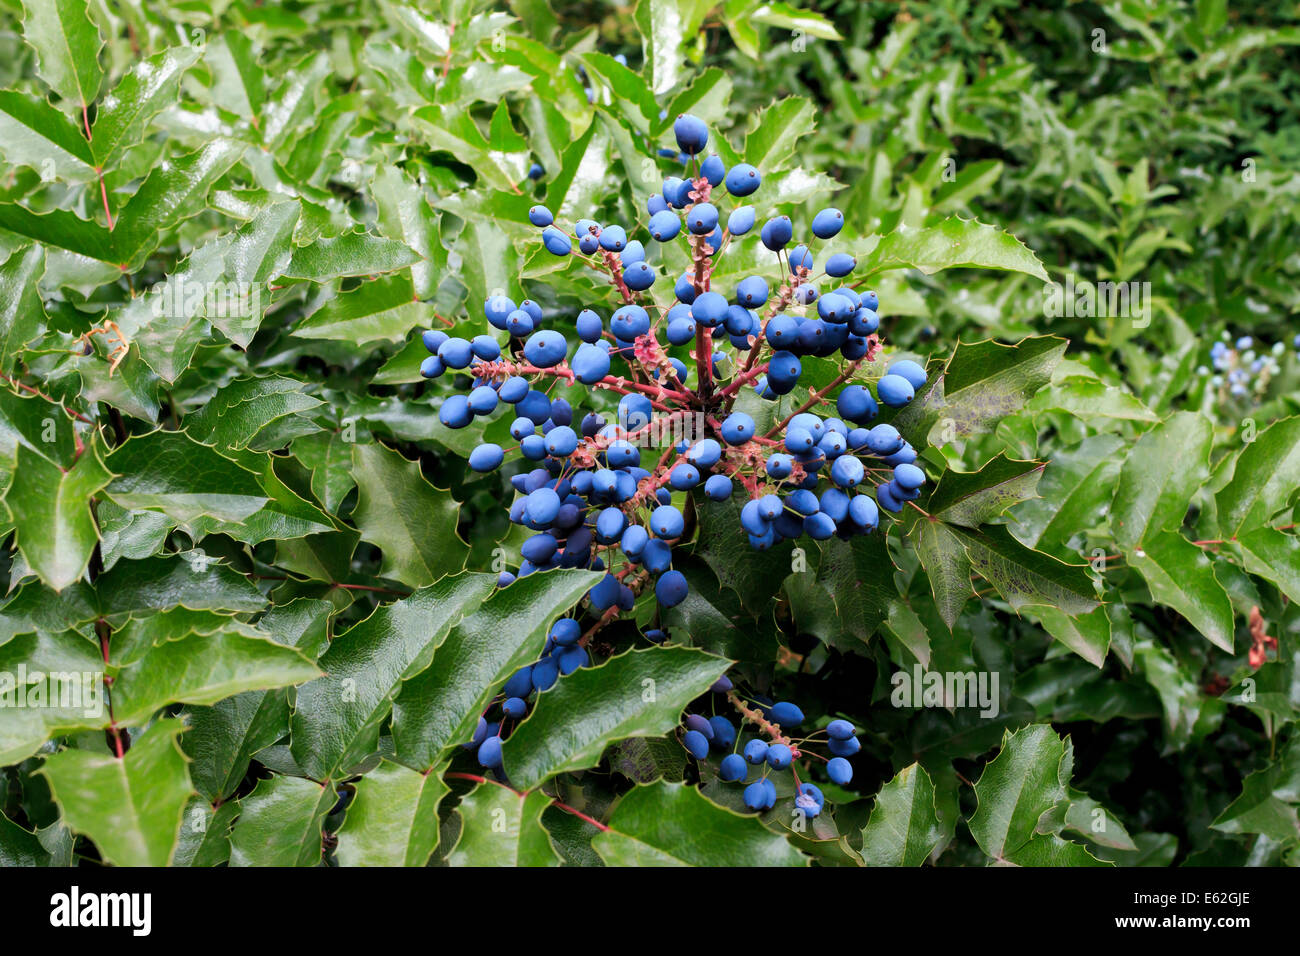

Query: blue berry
[[503, 697, 528, 719], [811, 207, 844, 239], [826, 719, 855, 740], [704, 474, 733, 500], [768, 701, 804, 726], [876, 373, 915, 407], [673, 114, 709, 154], [683, 729, 710, 759], [825, 252, 856, 277], [528, 205, 553, 227], [766, 743, 793, 769], [720, 412, 755, 444], [542, 226, 572, 256], [649, 209, 681, 241], [728, 205, 756, 235], [651, 505, 685, 539], [686, 202, 719, 235], [468, 443, 504, 472], [725, 163, 761, 196], [736, 275, 769, 307], [887, 359, 927, 390], [720, 753, 747, 782], [477, 735, 503, 768]]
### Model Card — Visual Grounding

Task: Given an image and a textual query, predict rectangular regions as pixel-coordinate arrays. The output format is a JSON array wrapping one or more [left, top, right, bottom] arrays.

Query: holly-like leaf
[[227, 774, 332, 867], [814, 533, 898, 647], [112, 138, 248, 270], [591, 781, 807, 866], [290, 573, 495, 781], [0, 91, 95, 182], [948, 524, 1099, 617], [0, 245, 49, 373], [1216, 416, 1300, 536], [1111, 411, 1212, 550], [110, 629, 320, 726], [1010, 434, 1124, 559], [859, 763, 949, 866], [335, 760, 449, 867], [20, 0, 103, 111], [895, 336, 1066, 447], [1127, 532, 1234, 652], [392, 569, 600, 771], [282, 232, 421, 281], [925, 455, 1045, 528], [969, 724, 1103, 866], [104, 429, 268, 525], [349, 442, 469, 588], [2, 441, 111, 591], [39, 719, 194, 867], [293, 274, 431, 345], [184, 376, 322, 451], [502, 646, 730, 791], [445, 782, 561, 867], [91, 45, 202, 171], [858, 217, 1050, 281], [0, 630, 107, 764]]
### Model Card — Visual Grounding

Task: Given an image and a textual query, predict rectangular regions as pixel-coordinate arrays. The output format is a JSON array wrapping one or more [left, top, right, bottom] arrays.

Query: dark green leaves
[[39, 720, 194, 867], [859, 763, 950, 866], [592, 781, 807, 866], [502, 646, 730, 790], [349, 443, 469, 588], [290, 574, 494, 781], [392, 570, 600, 771]]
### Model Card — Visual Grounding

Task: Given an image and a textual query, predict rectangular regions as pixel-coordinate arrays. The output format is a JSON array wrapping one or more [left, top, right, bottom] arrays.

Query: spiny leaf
[[39, 719, 194, 867]]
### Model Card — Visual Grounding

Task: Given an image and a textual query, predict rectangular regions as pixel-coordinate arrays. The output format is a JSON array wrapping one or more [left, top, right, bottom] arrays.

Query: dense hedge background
[[1, 0, 1298, 867]]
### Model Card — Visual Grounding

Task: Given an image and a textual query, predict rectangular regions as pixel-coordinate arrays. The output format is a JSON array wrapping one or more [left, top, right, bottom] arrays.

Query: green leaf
[[2, 441, 111, 591], [112, 138, 248, 270], [502, 646, 730, 790], [1031, 604, 1111, 667], [104, 429, 268, 525], [372, 165, 443, 300], [0, 245, 49, 373], [182, 599, 331, 802], [349, 442, 469, 588], [290, 574, 495, 781], [91, 45, 201, 170], [969, 724, 1099, 865], [0, 811, 51, 866], [0, 204, 114, 262], [111, 629, 320, 726], [634, 0, 713, 96], [592, 781, 807, 866], [1209, 738, 1300, 843], [228, 774, 332, 867], [445, 782, 562, 866], [392, 569, 600, 771], [897, 336, 1066, 447], [925, 455, 1045, 528], [813, 533, 898, 647], [0, 90, 95, 182], [948, 523, 1099, 617], [742, 97, 817, 173], [173, 798, 238, 867], [912, 518, 976, 630], [283, 231, 422, 281], [859, 763, 949, 866], [335, 760, 449, 867], [859, 217, 1049, 281], [1010, 434, 1124, 558], [293, 274, 430, 344], [749, 1, 843, 39], [39, 719, 194, 867], [1028, 377, 1158, 423], [0, 630, 107, 764], [95, 554, 267, 620], [21, 0, 104, 110], [184, 376, 322, 451], [1111, 411, 1213, 550], [1127, 532, 1234, 652], [1216, 417, 1300, 536]]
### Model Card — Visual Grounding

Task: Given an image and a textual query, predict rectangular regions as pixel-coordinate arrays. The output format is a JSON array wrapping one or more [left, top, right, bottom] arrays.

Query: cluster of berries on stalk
[[678, 677, 861, 816], [1199, 332, 1295, 403], [417, 112, 930, 638]]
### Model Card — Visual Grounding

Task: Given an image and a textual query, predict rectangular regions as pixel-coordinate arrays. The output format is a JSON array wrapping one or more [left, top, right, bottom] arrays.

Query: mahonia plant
[[416, 116, 926, 798]]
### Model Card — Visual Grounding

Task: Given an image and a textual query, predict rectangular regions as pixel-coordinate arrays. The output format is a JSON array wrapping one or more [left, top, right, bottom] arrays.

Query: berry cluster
[[678, 682, 860, 816], [1200, 332, 1294, 403], [465, 616, 590, 773], [416, 113, 929, 625]]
